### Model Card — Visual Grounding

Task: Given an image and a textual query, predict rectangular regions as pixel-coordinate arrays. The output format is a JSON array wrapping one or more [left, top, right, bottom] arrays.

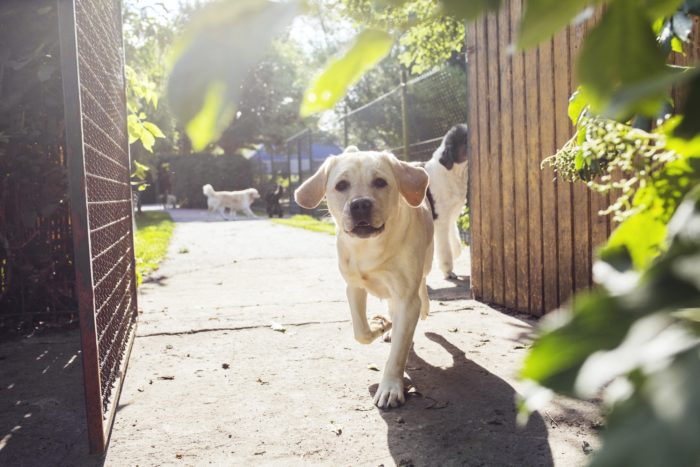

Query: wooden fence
[[466, 3, 611, 316], [467, 4, 700, 316]]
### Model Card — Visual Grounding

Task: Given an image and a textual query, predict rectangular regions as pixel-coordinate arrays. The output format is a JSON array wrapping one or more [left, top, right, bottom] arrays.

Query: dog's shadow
[[369, 333, 553, 466], [427, 274, 471, 301]]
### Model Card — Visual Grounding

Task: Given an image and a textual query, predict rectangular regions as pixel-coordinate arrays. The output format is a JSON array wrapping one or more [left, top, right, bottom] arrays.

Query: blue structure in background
[[250, 143, 343, 176]]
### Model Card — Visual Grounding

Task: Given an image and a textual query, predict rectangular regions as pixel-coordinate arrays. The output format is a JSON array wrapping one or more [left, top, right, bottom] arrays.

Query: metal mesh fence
[[274, 61, 467, 214], [74, 0, 137, 415], [342, 63, 467, 161]]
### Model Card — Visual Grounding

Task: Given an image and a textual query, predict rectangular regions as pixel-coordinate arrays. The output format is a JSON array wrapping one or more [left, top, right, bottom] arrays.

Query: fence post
[[400, 67, 410, 160]]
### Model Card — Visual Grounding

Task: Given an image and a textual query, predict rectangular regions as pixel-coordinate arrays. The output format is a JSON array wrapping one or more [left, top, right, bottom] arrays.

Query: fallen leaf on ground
[[222, 363, 230, 369], [256, 377, 269, 385], [448, 327, 458, 333], [158, 375, 175, 380], [367, 363, 380, 371], [270, 322, 286, 333]]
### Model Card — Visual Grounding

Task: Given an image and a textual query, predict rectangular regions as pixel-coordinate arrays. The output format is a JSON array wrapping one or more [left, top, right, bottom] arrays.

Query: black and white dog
[[424, 124, 468, 279]]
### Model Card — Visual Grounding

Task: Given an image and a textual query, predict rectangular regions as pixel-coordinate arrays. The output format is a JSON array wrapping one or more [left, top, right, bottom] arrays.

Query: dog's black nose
[[350, 197, 373, 218]]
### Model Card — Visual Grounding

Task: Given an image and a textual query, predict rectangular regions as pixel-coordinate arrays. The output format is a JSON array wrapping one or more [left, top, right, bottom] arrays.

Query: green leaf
[[300, 29, 393, 117], [568, 87, 588, 126], [577, 0, 669, 117], [641, 0, 685, 21], [140, 127, 156, 153], [589, 348, 700, 467], [671, 36, 684, 53], [521, 292, 637, 394], [142, 121, 165, 139], [518, 0, 602, 49], [602, 210, 668, 270], [185, 81, 235, 152], [167, 0, 298, 147], [603, 65, 699, 120]]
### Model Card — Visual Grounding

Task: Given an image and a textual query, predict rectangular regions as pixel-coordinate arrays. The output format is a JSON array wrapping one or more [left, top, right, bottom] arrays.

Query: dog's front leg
[[347, 286, 391, 344], [374, 296, 420, 409]]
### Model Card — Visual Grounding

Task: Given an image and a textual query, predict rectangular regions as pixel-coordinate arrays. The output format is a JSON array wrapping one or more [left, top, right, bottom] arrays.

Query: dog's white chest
[[341, 258, 392, 299]]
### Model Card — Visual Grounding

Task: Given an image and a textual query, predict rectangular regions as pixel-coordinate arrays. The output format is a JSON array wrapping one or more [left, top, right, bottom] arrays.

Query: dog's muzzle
[[348, 197, 384, 238]]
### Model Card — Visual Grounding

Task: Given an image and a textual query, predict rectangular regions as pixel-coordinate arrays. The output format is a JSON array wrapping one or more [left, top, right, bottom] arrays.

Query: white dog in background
[[202, 184, 260, 220], [424, 124, 469, 279], [295, 147, 433, 409]]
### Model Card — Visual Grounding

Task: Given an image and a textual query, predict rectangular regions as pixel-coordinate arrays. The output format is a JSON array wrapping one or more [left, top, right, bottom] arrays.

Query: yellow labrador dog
[[295, 148, 433, 408], [202, 184, 260, 220]]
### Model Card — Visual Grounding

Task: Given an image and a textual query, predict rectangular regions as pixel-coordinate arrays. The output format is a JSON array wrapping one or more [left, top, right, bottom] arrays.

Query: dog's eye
[[335, 180, 349, 192], [372, 178, 388, 189]]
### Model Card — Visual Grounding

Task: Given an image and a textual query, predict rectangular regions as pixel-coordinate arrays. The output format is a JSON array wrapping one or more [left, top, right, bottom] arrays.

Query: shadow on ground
[[427, 274, 471, 301], [371, 332, 552, 467], [163, 208, 266, 223], [0, 328, 104, 467]]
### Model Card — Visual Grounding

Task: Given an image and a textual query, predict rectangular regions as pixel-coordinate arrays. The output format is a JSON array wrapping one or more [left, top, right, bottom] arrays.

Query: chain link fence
[[265, 60, 467, 215]]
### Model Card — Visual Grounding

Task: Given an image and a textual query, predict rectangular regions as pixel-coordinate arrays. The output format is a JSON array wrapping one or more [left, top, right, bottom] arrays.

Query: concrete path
[[103, 210, 600, 466]]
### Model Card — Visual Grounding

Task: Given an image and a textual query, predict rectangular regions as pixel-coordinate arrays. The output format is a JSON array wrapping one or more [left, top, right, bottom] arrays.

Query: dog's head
[[202, 184, 214, 196], [247, 188, 261, 201], [294, 150, 429, 239], [438, 124, 469, 170]]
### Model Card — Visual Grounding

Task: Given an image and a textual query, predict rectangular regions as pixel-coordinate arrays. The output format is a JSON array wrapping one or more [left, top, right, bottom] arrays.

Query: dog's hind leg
[[347, 286, 391, 344], [449, 218, 462, 260], [435, 219, 456, 279]]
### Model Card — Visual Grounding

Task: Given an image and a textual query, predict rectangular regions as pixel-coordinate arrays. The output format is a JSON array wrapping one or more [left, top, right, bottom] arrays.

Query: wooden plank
[[498, 2, 517, 310], [466, 22, 482, 298], [511, 0, 530, 313], [487, 11, 505, 305], [538, 38, 560, 314], [588, 6, 611, 282], [524, 44, 544, 315], [553, 29, 574, 306], [569, 20, 592, 294], [477, 17, 493, 303]]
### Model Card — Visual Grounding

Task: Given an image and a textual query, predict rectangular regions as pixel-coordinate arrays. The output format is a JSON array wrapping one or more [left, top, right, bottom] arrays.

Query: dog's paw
[[369, 315, 392, 337], [373, 376, 405, 409], [444, 271, 458, 280]]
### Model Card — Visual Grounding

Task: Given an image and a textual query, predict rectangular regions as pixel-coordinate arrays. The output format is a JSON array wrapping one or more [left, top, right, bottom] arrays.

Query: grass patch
[[135, 211, 175, 279], [272, 214, 336, 235]]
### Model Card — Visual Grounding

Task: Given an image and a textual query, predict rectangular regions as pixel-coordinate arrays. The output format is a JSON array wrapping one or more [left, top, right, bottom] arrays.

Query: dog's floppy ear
[[438, 145, 455, 170], [388, 154, 429, 207], [295, 156, 336, 209], [439, 124, 469, 170]]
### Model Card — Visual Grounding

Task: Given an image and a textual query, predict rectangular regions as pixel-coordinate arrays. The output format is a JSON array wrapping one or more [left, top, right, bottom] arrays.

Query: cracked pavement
[[104, 210, 601, 466]]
